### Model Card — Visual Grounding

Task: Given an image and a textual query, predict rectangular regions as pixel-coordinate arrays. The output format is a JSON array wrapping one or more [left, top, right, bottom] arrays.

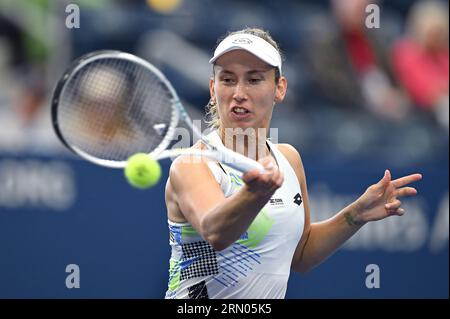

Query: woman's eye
[[222, 78, 234, 84], [249, 78, 262, 84]]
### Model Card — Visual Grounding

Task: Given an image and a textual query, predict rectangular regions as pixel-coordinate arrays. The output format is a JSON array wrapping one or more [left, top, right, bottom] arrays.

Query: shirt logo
[[293, 193, 302, 206], [269, 198, 284, 206]]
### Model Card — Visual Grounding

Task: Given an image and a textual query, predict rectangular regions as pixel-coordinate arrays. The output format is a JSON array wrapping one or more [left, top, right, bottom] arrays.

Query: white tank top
[[165, 131, 305, 299]]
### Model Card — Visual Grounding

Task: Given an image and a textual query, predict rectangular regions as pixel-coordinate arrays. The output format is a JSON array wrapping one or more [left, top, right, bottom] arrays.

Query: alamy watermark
[[65, 4, 80, 29], [365, 4, 380, 29], [64, 3, 380, 30], [65, 264, 80, 289], [365, 264, 380, 289]]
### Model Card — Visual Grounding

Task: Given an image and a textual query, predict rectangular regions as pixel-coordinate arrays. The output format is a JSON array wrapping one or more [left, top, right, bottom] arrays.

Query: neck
[[218, 126, 269, 161]]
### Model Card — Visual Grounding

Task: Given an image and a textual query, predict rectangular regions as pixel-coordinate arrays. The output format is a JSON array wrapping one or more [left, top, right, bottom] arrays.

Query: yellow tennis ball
[[124, 153, 161, 189]]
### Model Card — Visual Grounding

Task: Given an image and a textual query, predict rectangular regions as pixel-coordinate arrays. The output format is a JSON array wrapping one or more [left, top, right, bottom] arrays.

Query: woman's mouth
[[232, 106, 250, 114], [230, 106, 252, 120]]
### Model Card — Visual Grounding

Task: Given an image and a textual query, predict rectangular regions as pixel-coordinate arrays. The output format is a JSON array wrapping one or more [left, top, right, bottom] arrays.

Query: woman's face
[[210, 50, 287, 132]]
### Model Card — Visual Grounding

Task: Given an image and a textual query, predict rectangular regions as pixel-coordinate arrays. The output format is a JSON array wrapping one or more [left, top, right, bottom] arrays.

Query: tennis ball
[[124, 153, 161, 189]]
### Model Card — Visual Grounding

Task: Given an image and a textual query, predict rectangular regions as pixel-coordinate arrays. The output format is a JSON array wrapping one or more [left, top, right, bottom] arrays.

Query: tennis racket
[[51, 50, 264, 172]]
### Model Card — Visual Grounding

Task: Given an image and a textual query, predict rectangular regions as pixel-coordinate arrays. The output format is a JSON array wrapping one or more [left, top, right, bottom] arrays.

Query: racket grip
[[217, 146, 264, 173]]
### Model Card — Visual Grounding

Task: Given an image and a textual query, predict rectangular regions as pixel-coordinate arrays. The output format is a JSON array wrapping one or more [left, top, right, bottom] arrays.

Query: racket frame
[[52, 50, 264, 172]]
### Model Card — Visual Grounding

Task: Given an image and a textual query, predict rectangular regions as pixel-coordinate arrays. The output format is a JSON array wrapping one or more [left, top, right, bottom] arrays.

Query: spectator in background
[[391, 0, 449, 130], [0, 6, 48, 125], [304, 0, 409, 121]]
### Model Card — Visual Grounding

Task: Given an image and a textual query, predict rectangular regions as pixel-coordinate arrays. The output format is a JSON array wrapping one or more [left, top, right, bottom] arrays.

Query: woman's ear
[[275, 76, 288, 103]]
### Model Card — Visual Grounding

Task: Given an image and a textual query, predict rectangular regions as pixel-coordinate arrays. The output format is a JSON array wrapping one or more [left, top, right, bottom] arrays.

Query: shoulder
[[276, 144, 303, 169], [165, 142, 220, 221], [276, 143, 299, 157], [168, 142, 216, 192], [275, 143, 307, 183]]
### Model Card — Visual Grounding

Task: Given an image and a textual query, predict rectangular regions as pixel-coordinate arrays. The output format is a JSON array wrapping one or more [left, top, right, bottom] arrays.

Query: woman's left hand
[[352, 170, 422, 224]]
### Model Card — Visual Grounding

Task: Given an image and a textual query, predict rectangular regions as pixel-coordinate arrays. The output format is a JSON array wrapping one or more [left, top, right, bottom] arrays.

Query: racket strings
[[57, 57, 174, 162]]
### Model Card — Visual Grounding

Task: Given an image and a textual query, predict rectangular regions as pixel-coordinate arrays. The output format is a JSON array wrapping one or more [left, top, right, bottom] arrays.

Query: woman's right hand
[[242, 156, 284, 198]]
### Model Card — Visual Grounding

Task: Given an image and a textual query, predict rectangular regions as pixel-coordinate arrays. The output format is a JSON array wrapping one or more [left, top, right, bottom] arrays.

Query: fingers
[[271, 170, 284, 191], [260, 157, 275, 175], [392, 173, 422, 188], [385, 199, 405, 217], [375, 170, 422, 192], [385, 199, 401, 210], [372, 171, 421, 201], [259, 157, 281, 186], [242, 169, 261, 184], [382, 170, 391, 183], [388, 208, 405, 216], [385, 169, 391, 181], [396, 187, 418, 198], [242, 156, 283, 191], [374, 169, 391, 191], [382, 175, 420, 217]]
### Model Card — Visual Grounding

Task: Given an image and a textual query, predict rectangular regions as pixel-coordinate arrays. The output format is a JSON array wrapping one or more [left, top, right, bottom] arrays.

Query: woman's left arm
[[279, 144, 422, 273]]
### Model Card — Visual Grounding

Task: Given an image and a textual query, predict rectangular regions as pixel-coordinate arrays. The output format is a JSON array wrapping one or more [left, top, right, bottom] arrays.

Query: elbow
[[203, 232, 230, 251], [208, 237, 230, 251], [199, 217, 231, 251]]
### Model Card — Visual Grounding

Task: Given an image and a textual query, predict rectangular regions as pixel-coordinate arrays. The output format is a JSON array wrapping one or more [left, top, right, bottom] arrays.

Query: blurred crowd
[[0, 0, 448, 165]]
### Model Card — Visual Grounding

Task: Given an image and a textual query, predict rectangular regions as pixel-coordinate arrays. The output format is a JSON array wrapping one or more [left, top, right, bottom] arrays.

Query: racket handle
[[217, 146, 264, 173]]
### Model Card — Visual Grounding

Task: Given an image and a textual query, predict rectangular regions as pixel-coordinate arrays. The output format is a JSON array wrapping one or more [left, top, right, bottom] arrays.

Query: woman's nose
[[233, 82, 248, 102]]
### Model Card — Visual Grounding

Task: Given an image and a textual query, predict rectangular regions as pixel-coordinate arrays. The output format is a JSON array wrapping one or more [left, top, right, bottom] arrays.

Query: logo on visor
[[232, 38, 252, 44]]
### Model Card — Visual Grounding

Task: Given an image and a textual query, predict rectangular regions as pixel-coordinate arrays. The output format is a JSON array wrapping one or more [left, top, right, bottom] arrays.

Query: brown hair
[[205, 27, 283, 130]]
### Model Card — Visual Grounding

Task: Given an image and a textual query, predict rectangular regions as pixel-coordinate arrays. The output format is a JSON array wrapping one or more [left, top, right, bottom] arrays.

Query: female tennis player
[[164, 28, 422, 299]]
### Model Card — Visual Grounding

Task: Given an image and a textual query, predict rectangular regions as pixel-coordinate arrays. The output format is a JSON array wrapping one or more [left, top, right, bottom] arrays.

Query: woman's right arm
[[169, 155, 282, 251]]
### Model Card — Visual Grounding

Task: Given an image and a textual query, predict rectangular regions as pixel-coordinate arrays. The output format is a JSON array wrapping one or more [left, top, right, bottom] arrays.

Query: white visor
[[209, 33, 282, 74]]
